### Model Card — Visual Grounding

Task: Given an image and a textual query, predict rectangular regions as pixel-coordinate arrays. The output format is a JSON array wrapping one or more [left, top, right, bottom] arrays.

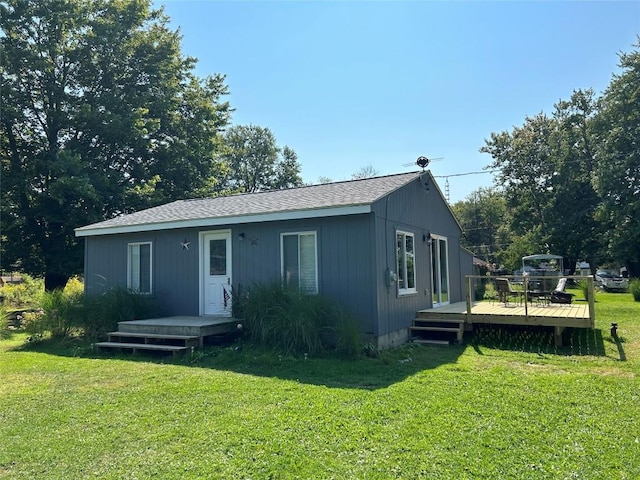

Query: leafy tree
[[481, 90, 601, 272], [219, 124, 302, 193], [451, 187, 510, 267], [592, 40, 640, 275], [0, 0, 231, 289]]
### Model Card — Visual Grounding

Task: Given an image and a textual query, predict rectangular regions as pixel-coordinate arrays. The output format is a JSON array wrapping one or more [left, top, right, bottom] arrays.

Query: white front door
[[201, 231, 232, 316]]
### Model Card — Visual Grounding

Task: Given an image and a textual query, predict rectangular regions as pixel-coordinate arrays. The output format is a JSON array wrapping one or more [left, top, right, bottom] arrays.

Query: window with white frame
[[127, 242, 152, 294], [281, 232, 318, 294], [396, 231, 416, 295]]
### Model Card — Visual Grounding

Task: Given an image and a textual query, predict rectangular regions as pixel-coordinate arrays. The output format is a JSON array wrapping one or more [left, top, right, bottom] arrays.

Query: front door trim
[[199, 229, 232, 316]]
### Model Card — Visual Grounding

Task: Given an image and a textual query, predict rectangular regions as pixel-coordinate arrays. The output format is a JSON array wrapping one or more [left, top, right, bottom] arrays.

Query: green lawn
[[1, 291, 639, 479]]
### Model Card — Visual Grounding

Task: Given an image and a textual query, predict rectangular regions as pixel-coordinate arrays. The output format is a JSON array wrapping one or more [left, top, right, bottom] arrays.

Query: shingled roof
[[75, 171, 424, 237]]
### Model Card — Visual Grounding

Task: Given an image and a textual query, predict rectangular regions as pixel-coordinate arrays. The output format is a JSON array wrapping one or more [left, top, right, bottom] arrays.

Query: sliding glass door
[[431, 235, 449, 306]]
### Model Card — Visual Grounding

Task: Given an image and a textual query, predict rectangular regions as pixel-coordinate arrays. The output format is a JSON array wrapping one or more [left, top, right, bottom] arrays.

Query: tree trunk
[[44, 273, 70, 291]]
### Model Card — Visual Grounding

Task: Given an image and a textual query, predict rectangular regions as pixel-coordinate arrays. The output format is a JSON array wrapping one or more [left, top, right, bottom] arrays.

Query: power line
[[432, 169, 500, 202]]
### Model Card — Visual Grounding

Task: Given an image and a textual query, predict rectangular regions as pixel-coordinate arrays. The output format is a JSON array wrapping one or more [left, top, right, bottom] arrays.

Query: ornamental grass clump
[[81, 287, 159, 340], [237, 282, 360, 358]]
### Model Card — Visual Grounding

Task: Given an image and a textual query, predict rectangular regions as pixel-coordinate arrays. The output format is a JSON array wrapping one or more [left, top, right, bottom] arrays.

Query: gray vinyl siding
[[84, 229, 201, 315], [371, 176, 466, 337]]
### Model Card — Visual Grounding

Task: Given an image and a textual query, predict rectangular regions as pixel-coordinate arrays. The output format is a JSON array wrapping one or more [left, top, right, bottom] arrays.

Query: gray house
[[75, 171, 473, 348]]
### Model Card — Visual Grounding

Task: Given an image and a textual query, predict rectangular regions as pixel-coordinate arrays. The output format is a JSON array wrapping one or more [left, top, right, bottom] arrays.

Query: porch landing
[[95, 316, 238, 355], [118, 316, 237, 339]]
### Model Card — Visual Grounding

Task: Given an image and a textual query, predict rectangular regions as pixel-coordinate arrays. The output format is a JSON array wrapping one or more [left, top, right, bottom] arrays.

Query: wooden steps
[[93, 316, 238, 357], [410, 315, 465, 345], [95, 330, 198, 356], [107, 331, 200, 345], [94, 341, 189, 357]]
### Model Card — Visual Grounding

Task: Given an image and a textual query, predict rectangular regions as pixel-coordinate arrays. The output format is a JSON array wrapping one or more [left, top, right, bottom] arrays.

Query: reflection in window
[[397, 231, 416, 295], [209, 239, 227, 276], [282, 232, 317, 294], [128, 242, 152, 294]]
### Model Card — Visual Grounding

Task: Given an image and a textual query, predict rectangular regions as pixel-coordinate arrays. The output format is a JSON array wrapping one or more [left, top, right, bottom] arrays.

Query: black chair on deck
[[495, 278, 522, 306], [550, 277, 574, 304]]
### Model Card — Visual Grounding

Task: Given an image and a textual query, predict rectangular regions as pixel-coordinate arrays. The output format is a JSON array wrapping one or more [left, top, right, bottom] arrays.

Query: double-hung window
[[281, 231, 318, 294], [127, 242, 152, 294], [396, 231, 416, 295]]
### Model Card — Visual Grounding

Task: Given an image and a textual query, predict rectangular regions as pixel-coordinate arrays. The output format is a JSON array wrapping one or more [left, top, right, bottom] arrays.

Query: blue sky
[[155, 1, 639, 203]]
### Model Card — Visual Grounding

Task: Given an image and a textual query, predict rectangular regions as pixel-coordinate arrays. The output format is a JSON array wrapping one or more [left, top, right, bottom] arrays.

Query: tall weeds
[[21, 283, 158, 341]]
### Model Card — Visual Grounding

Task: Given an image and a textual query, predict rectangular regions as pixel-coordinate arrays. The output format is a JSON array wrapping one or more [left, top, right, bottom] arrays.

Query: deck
[[416, 297, 594, 346], [418, 301, 592, 329]]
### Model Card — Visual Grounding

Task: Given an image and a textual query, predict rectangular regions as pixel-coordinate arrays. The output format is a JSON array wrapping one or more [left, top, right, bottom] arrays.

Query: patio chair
[[495, 278, 522, 306], [550, 277, 574, 304]]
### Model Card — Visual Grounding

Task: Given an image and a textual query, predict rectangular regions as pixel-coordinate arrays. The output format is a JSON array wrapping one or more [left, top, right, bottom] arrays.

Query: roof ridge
[[179, 171, 422, 203]]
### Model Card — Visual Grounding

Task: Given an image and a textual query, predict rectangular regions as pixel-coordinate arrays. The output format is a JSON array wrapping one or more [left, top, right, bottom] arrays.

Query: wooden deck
[[416, 294, 594, 346], [94, 316, 238, 355], [418, 301, 592, 329]]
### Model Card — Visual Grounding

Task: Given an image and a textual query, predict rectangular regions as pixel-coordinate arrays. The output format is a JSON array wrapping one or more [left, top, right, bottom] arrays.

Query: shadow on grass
[[10, 324, 609, 391], [469, 324, 606, 357], [11, 335, 466, 390]]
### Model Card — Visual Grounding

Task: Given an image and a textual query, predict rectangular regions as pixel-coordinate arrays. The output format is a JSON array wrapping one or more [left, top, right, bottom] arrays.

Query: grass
[[1, 291, 639, 479]]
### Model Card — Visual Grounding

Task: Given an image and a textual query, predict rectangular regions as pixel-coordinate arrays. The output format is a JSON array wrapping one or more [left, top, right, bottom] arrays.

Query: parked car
[[595, 270, 628, 292]]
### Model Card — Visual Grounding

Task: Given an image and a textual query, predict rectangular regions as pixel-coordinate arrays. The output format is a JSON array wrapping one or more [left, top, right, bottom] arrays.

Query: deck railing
[[465, 274, 596, 327]]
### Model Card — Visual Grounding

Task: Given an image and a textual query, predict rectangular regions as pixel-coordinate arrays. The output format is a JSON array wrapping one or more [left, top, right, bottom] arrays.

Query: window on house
[[128, 242, 152, 294], [281, 232, 318, 294], [396, 231, 416, 295]]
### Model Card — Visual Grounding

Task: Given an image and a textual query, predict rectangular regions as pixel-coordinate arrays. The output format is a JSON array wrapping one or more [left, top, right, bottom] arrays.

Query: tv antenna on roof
[[402, 156, 443, 172]]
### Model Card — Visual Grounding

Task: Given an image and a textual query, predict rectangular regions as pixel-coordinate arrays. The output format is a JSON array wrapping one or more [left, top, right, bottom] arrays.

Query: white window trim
[[127, 241, 153, 294], [397, 230, 417, 296], [280, 231, 318, 294]]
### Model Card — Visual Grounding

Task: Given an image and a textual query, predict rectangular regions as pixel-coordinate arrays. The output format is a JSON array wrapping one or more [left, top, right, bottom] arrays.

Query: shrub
[[64, 276, 84, 296], [237, 282, 361, 357], [629, 279, 640, 302], [1, 274, 44, 308], [25, 288, 85, 339]]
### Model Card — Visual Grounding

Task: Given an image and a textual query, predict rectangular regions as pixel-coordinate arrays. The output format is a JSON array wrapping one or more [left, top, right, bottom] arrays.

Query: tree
[[219, 124, 303, 193], [451, 187, 510, 267], [480, 90, 601, 272], [351, 165, 379, 179], [1, 0, 231, 289], [592, 40, 640, 275]]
